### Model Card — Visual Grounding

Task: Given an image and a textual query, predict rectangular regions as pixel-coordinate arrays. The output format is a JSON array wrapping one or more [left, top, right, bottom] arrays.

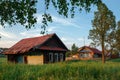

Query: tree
[[105, 29, 116, 55], [66, 51, 71, 57], [0, 0, 37, 29], [0, 0, 101, 34], [71, 43, 78, 55], [105, 21, 120, 56], [114, 21, 120, 53], [89, 41, 99, 48], [88, 2, 116, 63]]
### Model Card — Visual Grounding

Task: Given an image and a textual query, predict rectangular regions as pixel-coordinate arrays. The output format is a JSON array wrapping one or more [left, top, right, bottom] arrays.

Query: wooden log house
[[78, 46, 102, 60], [4, 33, 68, 65]]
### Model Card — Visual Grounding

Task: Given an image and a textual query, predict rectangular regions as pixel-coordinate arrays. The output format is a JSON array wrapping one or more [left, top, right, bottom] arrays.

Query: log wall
[[27, 55, 43, 65]]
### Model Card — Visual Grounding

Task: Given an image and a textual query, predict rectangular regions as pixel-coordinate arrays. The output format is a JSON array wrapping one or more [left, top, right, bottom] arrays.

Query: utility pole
[[84, 37, 85, 46], [0, 34, 1, 39]]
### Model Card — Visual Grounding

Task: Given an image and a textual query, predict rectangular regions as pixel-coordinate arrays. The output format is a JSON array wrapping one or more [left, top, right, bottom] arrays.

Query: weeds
[[0, 58, 120, 80]]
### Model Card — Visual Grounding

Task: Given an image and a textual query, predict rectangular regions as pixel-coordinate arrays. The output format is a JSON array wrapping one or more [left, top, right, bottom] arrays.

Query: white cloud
[[60, 36, 92, 49], [20, 30, 42, 38], [61, 37, 67, 41], [47, 26, 57, 32], [0, 25, 20, 48], [0, 14, 90, 48], [78, 38, 84, 41], [85, 39, 92, 46], [52, 16, 81, 29], [0, 40, 17, 48], [35, 14, 42, 24], [60, 37, 75, 49], [35, 13, 82, 29], [0, 25, 17, 39], [0, 25, 3, 29], [0, 28, 42, 48], [0, 31, 16, 39]]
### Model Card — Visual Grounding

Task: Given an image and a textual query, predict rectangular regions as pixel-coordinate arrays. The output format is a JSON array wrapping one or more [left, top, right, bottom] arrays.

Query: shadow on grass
[[65, 59, 100, 64], [108, 58, 120, 62]]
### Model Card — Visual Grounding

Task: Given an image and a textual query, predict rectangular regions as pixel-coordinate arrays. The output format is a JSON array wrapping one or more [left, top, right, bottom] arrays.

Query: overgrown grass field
[[0, 58, 120, 80]]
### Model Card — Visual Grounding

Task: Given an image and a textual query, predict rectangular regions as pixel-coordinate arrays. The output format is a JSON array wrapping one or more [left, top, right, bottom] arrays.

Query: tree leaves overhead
[[42, 0, 101, 33], [0, 0, 37, 29], [41, 13, 52, 34], [45, 0, 101, 18], [0, 0, 101, 34]]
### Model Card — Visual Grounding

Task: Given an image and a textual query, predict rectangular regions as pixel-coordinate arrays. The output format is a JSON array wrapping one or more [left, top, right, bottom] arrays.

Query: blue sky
[[0, 0, 120, 49]]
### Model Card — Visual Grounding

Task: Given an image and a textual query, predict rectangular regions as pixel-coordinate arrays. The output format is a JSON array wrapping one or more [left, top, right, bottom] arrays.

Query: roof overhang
[[39, 46, 68, 52]]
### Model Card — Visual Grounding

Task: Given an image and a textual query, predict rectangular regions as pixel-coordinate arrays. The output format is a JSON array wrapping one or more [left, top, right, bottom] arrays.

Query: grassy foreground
[[0, 58, 120, 80]]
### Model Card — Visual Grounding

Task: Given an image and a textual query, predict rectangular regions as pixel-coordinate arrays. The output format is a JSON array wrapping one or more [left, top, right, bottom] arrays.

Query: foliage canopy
[[0, 0, 101, 34], [89, 2, 116, 63]]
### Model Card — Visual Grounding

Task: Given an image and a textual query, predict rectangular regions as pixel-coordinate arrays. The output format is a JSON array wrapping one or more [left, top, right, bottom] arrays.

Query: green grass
[[109, 58, 120, 62], [0, 57, 7, 64], [0, 58, 120, 80]]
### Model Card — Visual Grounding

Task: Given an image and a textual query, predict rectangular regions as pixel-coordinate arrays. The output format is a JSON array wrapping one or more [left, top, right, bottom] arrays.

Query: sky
[[0, 0, 120, 49]]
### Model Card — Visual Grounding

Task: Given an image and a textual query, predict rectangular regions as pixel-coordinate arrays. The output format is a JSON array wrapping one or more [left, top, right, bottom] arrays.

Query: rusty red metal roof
[[4, 33, 68, 54], [78, 46, 101, 54]]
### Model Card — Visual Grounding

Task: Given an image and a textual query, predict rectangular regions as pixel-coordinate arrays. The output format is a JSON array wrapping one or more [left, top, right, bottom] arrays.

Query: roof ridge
[[22, 33, 55, 40]]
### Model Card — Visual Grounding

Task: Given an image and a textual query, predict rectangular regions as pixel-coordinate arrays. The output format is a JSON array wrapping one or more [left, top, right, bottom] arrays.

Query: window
[[84, 53, 89, 57], [94, 54, 98, 58], [60, 53, 64, 61], [49, 53, 53, 62], [55, 53, 58, 62], [80, 53, 89, 58], [80, 54, 83, 58], [17, 56, 24, 63]]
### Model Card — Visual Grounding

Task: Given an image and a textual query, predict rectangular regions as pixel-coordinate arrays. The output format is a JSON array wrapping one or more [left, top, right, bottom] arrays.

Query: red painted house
[[4, 33, 68, 64], [78, 46, 101, 60]]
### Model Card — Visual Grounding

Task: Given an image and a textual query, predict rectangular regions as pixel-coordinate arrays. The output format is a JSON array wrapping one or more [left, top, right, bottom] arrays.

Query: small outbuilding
[[4, 33, 68, 64], [78, 46, 101, 60]]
